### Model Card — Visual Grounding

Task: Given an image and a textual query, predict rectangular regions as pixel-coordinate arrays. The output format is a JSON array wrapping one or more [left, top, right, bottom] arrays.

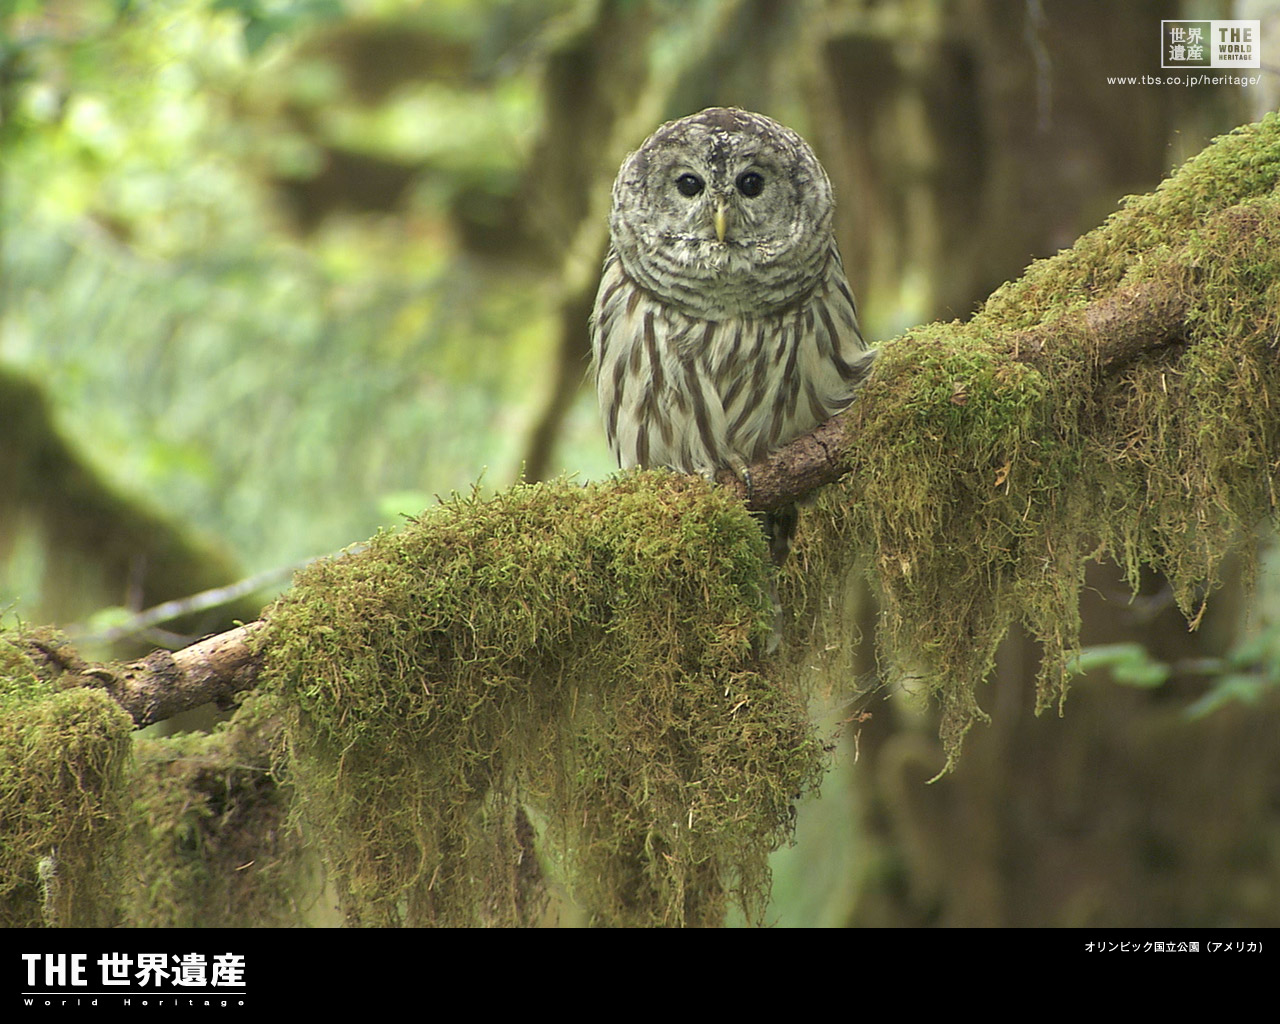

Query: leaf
[[1068, 643, 1171, 688]]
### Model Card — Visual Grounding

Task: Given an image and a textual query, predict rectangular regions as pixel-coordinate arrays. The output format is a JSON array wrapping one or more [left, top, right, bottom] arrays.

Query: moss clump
[[127, 693, 309, 927], [260, 474, 826, 926], [0, 629, 134, 926], [801, 113, 1280, 770]]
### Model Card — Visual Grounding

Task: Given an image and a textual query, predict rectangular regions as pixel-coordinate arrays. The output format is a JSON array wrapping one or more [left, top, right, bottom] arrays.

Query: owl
[[591, 107, 873, 563]]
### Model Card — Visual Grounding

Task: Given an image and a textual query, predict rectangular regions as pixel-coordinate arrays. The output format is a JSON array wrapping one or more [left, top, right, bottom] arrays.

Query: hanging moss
[[794, 113, 1280, 771], [0, 629, 134, 927], [259, 474, 827, 926], [0, 626, 311, 927], [126, 693, 310, 927]]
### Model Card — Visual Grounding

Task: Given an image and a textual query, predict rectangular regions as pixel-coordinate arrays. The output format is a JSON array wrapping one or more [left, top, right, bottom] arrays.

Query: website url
[[1106, 74, 1261, 87]]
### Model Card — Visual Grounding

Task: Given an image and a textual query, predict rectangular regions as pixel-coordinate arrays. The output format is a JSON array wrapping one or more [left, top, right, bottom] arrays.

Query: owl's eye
[[736, 171, 765, 197], [675, 173, 705, 197]]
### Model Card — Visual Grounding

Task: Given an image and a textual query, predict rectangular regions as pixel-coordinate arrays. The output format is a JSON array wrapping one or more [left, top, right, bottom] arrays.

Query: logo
[[1162, 20, 1261, 68], [20, 952, 247, 1008]]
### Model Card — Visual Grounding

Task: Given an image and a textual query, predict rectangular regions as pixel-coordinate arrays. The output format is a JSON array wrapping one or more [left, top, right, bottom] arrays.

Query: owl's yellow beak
[[714, 202, 728, 243]]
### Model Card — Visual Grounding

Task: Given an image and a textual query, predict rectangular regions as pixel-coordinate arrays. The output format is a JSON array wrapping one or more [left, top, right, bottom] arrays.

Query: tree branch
[[1012, 278, 1191, 373], [75, 623, 264, 727], [715, 272, 1194, 512], [54, 195, 1268, 726]]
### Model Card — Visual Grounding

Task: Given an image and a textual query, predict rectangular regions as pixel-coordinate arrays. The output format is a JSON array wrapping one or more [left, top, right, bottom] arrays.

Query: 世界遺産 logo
[[1162, 20, 1261, 68]]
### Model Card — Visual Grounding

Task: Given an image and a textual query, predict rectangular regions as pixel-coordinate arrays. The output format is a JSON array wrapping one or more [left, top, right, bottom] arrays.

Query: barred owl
[[591, 107, 873, 563]]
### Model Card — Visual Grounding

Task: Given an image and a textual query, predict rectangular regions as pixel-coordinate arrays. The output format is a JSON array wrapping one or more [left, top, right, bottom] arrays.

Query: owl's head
[[608, 107, 836, 320]]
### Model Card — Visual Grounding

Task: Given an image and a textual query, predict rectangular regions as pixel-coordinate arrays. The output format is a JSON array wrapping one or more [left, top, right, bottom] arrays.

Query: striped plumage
[[591, 108, 873, 563]]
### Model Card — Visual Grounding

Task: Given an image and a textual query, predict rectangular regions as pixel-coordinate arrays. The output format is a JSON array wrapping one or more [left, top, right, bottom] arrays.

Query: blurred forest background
[[3, 0, 1280, 926]]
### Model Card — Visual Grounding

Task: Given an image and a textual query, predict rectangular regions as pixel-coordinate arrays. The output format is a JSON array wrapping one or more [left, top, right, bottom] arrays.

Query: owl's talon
[[722, 455, 752, 502]]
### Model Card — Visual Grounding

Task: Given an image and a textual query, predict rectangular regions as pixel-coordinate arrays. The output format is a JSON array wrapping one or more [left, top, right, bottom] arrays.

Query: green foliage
[[1068, 643, 1171, 689], [1067, 632, 1280, 718], [211, 0, 346, 55], [0, 0, 600, 606], [260, 474, 827, 926], [0, 369, 242, 629]]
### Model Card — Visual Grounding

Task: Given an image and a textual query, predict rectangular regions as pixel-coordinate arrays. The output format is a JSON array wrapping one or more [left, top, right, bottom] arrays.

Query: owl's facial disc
[[610, 108, 835, 318]]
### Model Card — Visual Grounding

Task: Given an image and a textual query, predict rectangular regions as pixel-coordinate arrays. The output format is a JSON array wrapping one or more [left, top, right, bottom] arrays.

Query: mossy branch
[[60, 263, 1209, 726], [716, 262, 1198, 512], [43, 116, 1280, 755]]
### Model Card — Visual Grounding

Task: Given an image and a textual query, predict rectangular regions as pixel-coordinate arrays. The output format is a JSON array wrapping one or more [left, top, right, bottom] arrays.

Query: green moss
[[1, 626, 311, 927], [259, 474, 826, 926], [0, 629, 135, 927], [982, 114, 1280, 323], [127, 693, 309, 927], [797, 113, 1280, 771]]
